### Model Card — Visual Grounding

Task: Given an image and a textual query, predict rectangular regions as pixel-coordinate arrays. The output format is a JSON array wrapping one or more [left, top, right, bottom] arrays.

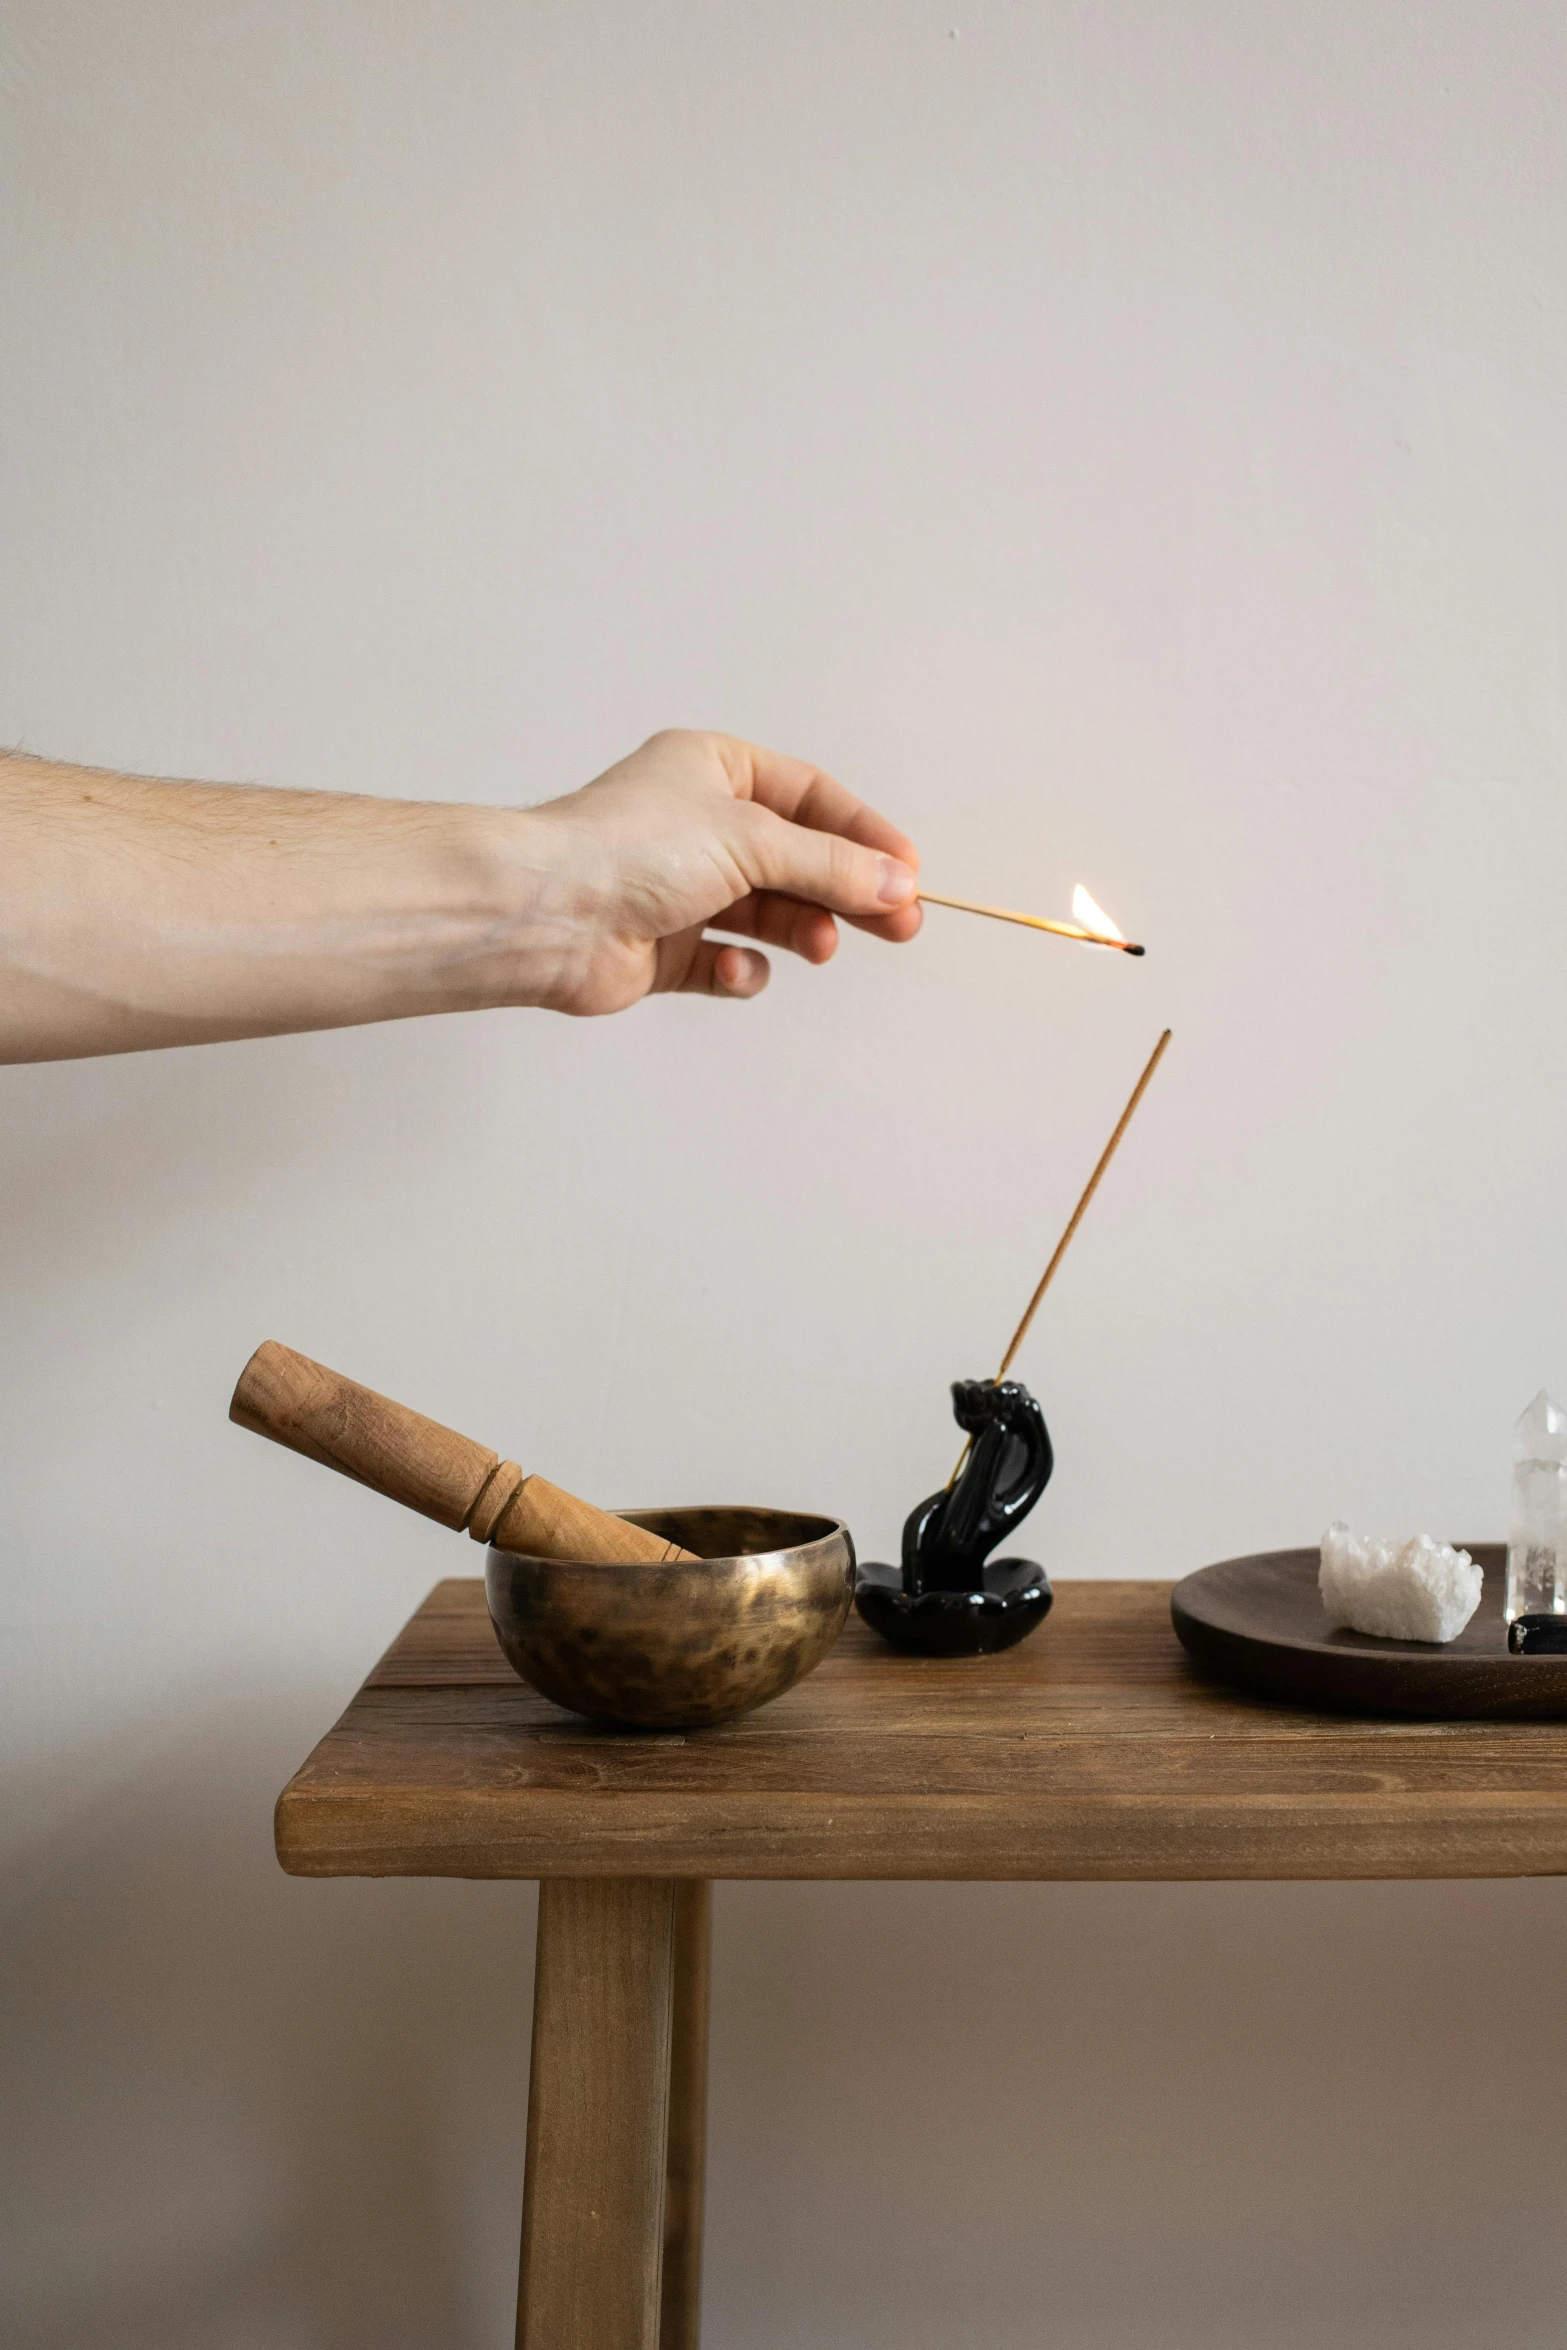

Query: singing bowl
[[485, 1505, 856, 1729]]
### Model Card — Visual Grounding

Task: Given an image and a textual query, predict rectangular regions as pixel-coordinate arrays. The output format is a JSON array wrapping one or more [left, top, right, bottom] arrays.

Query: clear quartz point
[[1505, 1389, 1567, 1622]]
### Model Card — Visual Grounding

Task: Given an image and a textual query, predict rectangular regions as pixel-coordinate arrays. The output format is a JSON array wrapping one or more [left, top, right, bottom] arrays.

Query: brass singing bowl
[[485, 1505, 856, 1730]]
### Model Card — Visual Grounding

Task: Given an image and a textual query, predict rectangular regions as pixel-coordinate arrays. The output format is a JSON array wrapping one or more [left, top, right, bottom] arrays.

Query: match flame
[[1072, 883, 1125, 943]]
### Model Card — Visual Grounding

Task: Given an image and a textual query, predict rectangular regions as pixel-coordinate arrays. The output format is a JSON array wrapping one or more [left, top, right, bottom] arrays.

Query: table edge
[[273, 1781, 1567, 1883]]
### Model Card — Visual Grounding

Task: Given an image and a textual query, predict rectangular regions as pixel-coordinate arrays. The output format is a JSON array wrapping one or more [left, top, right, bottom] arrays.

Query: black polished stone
[[1509, 1613, 1567, 1655], [855, 1377, 1054, 1657]]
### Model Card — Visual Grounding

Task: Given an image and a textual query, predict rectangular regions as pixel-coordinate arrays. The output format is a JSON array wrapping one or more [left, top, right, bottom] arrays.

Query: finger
[[732, 800, 917, 922], [671, 939, 771, 998], [718, 738, 921, 876], [840, 898, 924, 945], [798, 785, 920, 875], [707, 890, 840, 965]]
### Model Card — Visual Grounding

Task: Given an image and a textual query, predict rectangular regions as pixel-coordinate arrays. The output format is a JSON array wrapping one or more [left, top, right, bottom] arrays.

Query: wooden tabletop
[[275, 1577, 1567, 1882]]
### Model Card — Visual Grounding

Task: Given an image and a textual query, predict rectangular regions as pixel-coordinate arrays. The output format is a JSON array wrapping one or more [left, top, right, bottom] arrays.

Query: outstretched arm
[[0, 731, 920, 1063]]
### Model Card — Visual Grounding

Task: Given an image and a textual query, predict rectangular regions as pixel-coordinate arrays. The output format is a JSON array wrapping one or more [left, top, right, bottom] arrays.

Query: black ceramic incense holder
[[856, 1378, 1054, 1656]]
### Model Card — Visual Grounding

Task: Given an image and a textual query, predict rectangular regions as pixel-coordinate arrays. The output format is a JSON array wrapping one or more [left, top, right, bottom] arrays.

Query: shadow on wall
[[707, 1874, 1567, 2350], [0, 1706, 534, 2350]]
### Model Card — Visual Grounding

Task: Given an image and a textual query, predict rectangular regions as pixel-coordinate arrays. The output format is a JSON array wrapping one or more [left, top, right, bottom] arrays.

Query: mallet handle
[[230, 1341, 693, 1565]]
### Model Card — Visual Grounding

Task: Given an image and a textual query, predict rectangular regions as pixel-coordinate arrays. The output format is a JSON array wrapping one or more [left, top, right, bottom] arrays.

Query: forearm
[[0, 753, 560, 1062], [0, 731, 919, 1060]]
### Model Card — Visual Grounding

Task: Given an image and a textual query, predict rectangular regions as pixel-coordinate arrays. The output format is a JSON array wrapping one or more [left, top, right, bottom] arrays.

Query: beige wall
[[5, 3, 1567, 2341]]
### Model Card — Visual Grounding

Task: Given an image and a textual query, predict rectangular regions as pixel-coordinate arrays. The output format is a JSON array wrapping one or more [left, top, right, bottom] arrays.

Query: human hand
[[516, 730, 921, 1014]]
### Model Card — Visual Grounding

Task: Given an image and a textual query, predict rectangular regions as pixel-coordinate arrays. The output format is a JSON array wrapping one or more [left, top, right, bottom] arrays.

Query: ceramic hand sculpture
[[856, 1378, 1055, 1655]]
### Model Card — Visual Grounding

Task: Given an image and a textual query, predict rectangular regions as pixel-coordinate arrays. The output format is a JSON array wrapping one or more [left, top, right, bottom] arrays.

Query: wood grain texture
[[517, 1878, 676, 2350], [660, 1883, 710, 2350], [274, 1579, 1567, 1882], [230, 1341, 694, 1565], [494, 1475, 696, 1568], [232, 1341, 499, 1530]]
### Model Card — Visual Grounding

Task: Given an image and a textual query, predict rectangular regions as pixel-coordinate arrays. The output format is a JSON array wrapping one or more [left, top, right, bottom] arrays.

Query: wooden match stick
[[918, 890, 1145, 956], [949, 1028, 1172, 1482]]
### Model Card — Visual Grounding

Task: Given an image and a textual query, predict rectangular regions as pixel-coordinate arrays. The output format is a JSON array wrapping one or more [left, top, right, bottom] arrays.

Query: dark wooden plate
[[1171, 1543, 1567, 1719]]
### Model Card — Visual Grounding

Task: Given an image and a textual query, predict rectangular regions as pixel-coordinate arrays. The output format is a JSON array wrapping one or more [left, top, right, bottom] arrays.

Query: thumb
[[737, 804, 917, 919]]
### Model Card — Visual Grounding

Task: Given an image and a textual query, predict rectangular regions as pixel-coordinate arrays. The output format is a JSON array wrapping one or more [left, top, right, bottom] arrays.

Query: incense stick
[[949, 1028, 1172, 1483], [918, 890, 1145, 956], [995, 1028, 1171, 1375]]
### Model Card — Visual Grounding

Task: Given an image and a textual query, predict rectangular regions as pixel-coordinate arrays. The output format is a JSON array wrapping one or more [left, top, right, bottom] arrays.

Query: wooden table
[[276, 1577, 1567, 2348]]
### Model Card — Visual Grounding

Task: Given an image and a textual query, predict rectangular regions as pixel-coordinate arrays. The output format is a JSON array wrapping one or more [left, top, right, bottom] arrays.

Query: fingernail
[[877, 858, 916, 906]]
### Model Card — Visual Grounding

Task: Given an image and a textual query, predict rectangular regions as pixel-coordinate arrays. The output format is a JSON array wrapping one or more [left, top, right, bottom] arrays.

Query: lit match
[[917, 882, 1145, 956]]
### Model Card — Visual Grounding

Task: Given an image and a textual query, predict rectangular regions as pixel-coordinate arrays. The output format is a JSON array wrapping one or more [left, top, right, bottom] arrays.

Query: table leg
[[517, 1877, 678, 2350], [660, 1881, 711, 2350]]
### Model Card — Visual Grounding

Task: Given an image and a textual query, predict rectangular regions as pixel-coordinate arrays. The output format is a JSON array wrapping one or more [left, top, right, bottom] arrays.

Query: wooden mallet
[[231, 1341, 697, 1564]]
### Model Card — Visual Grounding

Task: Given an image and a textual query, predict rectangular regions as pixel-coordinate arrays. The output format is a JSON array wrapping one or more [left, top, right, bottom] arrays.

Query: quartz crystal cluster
[[1319, 1524, 1482, 1645]]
